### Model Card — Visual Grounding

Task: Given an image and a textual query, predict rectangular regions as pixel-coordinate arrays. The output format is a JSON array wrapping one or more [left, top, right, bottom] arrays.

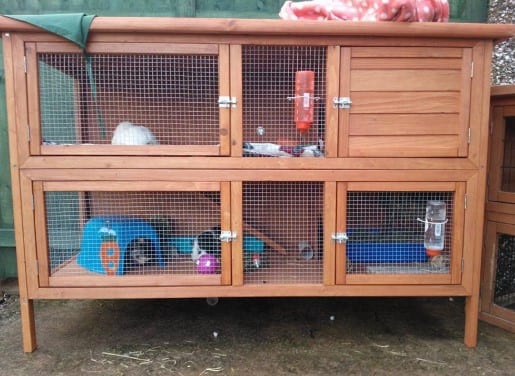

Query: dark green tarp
[[5, 13, 95, 49]]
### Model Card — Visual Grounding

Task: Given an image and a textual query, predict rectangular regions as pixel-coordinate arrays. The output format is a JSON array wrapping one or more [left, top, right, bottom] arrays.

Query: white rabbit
[[111, 121, 159, 145]]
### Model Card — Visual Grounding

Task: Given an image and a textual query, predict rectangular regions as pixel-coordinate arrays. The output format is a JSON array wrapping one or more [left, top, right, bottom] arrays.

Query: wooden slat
[[1, 16, 514, 39], [350, 92, 460, 114], [323, 182, 337, 286], [451, 182, 466, 284], [491, 85, 515, 97], [346, 274, 451, 285], [503, 105, 515, 117], [49, 274, 221, 287], [24, 169, 477, 182], [467, 42, 489, 167], [337, 47, 351, 157], [32, 181, 49, 287], [348, 135, 459, 157], [324, 45, 340, 158], [231, 181, 243, 286], [12, 34, 30, 164], [40, 144, 220, 156], [42, 181, 221, 192], [30, 283, 470, 300], [220, 181, 232, 286], [351, 70, 462, 91], [37, 42, 219, 55], [488, 106, 506, 202], [229, 44, 243, 157], [458, 48, 473, 157], [2, 31, 37, 353], [21, 155, 480, 171], [218, 44, 231, 156], [351, 57, 463, 70], [25, 43, 42, 156], [480, 221, 498, 315], [480, 310, 515, 334], [335, 183, 347, 285], [351, 46, 464, 58], [349, 114, 459, 135], [347, 181, 457, 191]]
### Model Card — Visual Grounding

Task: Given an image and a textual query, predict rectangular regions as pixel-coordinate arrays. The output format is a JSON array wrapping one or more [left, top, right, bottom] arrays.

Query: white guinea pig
[[111, 121, 159, 145]]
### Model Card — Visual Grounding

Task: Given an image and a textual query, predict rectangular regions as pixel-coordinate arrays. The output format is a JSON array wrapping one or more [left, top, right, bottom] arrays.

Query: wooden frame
[[1, 17, 513, 352], [481, 85, 515, 333]]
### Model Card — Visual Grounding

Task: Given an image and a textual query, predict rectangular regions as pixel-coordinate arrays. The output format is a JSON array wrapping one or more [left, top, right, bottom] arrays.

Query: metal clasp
[[218, 96, 237, 108], [332, 97, 352, 109], [331, 232, 348, 244], [219, 231, 237, 242]]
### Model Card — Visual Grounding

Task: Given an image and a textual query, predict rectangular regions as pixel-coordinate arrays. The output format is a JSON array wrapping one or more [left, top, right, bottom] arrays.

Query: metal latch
[[219, 231, 237, 242], [331, 232, 348, 244], [332, 97, 352, 109], [218, 96, 237, 108]]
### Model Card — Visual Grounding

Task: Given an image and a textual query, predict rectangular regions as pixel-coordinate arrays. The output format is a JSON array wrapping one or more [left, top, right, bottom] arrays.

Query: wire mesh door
[[34, 44, 224, 155], [493, 233, 515, 311], [501, 115, 515, 192], [481, 221, 515, 331], [345, 191, 454, 276], [242, 182, 324, 284], [241, 45, 327, 158], [41, 186, 228, 286]]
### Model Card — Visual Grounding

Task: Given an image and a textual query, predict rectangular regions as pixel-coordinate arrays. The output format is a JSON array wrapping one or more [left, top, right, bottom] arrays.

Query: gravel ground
[[1, 278, 514, 376]]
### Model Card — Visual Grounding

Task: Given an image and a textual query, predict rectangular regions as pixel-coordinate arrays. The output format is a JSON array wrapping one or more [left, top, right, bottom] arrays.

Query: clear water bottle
[[424, 201, 447, 256]]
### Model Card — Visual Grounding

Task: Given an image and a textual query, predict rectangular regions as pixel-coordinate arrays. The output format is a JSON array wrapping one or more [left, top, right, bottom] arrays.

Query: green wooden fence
[[0, 0, 489, 278]]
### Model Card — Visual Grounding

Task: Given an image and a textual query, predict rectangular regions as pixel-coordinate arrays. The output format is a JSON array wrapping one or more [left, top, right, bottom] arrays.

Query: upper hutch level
[[1, 17, 513, 165]]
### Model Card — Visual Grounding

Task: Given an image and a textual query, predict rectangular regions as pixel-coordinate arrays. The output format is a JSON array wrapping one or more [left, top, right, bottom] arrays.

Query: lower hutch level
[[1, 16, 513, 351]]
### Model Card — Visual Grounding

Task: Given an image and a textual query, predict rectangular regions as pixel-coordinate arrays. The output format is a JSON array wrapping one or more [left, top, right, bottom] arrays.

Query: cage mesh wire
[[494, 234, 515, 309], [346, 191, 454, 275], [242, 45, 326, 158], [38, 53, 219, 146], [501, 116, 515, 192], [45, 191, 221, 277], [242, 182, 324, 284]]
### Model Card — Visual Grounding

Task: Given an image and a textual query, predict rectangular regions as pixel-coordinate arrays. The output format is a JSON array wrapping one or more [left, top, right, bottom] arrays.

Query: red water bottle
[[294, 70, 315, 134]]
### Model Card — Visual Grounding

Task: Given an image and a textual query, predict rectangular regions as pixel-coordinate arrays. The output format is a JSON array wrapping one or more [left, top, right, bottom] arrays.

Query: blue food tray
[[346, 242, 427, 263]]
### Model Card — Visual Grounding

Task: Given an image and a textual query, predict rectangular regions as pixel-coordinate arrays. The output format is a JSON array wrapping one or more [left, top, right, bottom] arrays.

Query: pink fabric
[[279, 0, 449, 22]]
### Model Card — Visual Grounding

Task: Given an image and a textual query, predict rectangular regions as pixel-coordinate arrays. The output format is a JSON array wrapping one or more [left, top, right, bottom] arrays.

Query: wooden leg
[[464, 295, 479, 348], [19, 297, 37, 352]]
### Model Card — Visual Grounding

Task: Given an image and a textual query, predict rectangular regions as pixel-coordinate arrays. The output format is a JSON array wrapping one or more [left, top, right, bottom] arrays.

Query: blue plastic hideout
[[77, 216, 163, 275], [346, 242, 427, 263]]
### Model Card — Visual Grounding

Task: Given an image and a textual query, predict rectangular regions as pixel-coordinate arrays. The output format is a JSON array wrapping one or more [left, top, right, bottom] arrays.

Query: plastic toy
[[78, 216, 163, 275]]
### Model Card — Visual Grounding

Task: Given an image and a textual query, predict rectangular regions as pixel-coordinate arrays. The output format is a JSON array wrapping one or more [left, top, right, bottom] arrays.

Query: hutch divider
[[1, 16, 513, 352]]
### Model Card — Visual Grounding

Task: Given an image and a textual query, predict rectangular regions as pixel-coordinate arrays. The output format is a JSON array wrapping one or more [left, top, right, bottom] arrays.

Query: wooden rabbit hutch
[[482, 85, 515, 333], [1, 16, 513, 352]]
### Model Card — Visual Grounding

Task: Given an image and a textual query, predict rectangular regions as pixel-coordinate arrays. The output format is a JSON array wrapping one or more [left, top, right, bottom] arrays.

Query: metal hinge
[[464, 194, 467, 209], [331, 232, 348, 244], [332, 97, 352, 109], [31, 194, 35, 211], [23, 55, 27, 73], [218, 96, 237, 108], [219, 230, 237, 242], [470, 62, 474, 78], [461, 259, 464, 274], [467, 128, 471, 144]]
